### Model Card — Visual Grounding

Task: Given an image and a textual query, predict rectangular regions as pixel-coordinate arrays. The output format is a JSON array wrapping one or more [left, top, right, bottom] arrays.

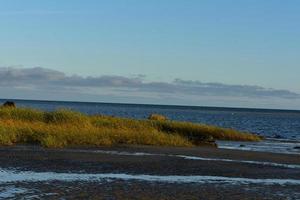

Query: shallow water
[[217, 139, 300, 155], [0, 186, 27, 198], [0, 168, 300, 185]]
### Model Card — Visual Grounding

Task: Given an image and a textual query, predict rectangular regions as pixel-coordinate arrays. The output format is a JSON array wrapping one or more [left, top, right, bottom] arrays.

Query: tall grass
[[0, 107, 261, 148], [150, 120, 261, 142]]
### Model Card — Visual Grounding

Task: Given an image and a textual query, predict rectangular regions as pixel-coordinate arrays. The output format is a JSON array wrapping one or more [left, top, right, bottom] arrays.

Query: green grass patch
[[0, 107, 261, 148]]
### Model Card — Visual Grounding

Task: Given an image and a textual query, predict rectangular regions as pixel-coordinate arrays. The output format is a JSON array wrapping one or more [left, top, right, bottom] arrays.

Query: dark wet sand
[[0, 145, 299, 199]]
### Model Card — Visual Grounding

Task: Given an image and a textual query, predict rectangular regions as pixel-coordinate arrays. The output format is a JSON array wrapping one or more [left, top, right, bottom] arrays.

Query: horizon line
[[0, 98, 299, 113]]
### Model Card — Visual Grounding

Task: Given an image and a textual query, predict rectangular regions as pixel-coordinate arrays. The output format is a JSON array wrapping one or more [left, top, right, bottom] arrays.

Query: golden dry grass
[[0, 107, 261, 148]]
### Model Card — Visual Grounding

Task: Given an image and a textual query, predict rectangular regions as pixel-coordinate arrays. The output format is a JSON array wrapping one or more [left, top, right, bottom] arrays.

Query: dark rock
[[2, 101, 16, 108], [294, 146, 300, 150], [240, 144, 246, 147]]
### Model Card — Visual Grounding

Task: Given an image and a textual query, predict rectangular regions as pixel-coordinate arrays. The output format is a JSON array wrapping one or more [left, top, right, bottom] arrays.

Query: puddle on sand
[[0, 168, 300, 186]]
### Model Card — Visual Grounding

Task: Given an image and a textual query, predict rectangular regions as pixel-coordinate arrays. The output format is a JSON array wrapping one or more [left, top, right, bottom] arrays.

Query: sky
[[0, 0, 299, 109]]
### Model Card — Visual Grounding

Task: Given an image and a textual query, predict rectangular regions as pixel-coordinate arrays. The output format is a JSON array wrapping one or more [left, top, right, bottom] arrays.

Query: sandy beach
[[0, 145, 299, 199]]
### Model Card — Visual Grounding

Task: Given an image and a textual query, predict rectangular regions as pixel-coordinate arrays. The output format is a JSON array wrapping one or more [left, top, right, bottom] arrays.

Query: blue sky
[[0, 0, 299, 109]]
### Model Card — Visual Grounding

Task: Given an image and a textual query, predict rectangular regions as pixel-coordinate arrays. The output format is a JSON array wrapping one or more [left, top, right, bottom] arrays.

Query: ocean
[[1, 99, 300, 154]]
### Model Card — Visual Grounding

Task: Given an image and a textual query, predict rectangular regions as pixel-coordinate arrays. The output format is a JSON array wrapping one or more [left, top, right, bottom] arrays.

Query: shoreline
[[0, 145, 299, 199], [217, 138, 300, 155], [1, 145, 299, 174]]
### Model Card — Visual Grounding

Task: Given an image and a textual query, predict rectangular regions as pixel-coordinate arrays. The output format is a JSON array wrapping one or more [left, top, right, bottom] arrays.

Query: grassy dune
[[0, 107, 261, 148]]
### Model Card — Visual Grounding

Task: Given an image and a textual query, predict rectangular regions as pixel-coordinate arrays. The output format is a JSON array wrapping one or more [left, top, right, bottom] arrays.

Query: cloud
[[0, 67, 298, 101]]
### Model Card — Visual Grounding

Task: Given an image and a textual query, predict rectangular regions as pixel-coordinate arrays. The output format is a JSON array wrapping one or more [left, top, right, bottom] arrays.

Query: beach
[[0, 145, 299, 199], [2, 0, 300, 199]]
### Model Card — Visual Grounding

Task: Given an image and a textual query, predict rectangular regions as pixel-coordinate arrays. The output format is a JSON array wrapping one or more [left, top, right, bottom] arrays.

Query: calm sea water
[[2, 99, 299, 141]]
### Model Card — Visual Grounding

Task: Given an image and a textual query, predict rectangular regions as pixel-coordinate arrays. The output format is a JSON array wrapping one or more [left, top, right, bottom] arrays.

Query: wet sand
[[0, 145, 299, 199]]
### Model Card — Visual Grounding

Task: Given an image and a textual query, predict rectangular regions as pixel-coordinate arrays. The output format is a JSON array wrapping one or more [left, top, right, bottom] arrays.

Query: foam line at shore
[[0, 168, 300, 185], [65, 149, 300, 169]]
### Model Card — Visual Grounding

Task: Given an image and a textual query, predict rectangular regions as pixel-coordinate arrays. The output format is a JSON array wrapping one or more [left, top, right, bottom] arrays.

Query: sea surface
[[1, 99, 300, 154]]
